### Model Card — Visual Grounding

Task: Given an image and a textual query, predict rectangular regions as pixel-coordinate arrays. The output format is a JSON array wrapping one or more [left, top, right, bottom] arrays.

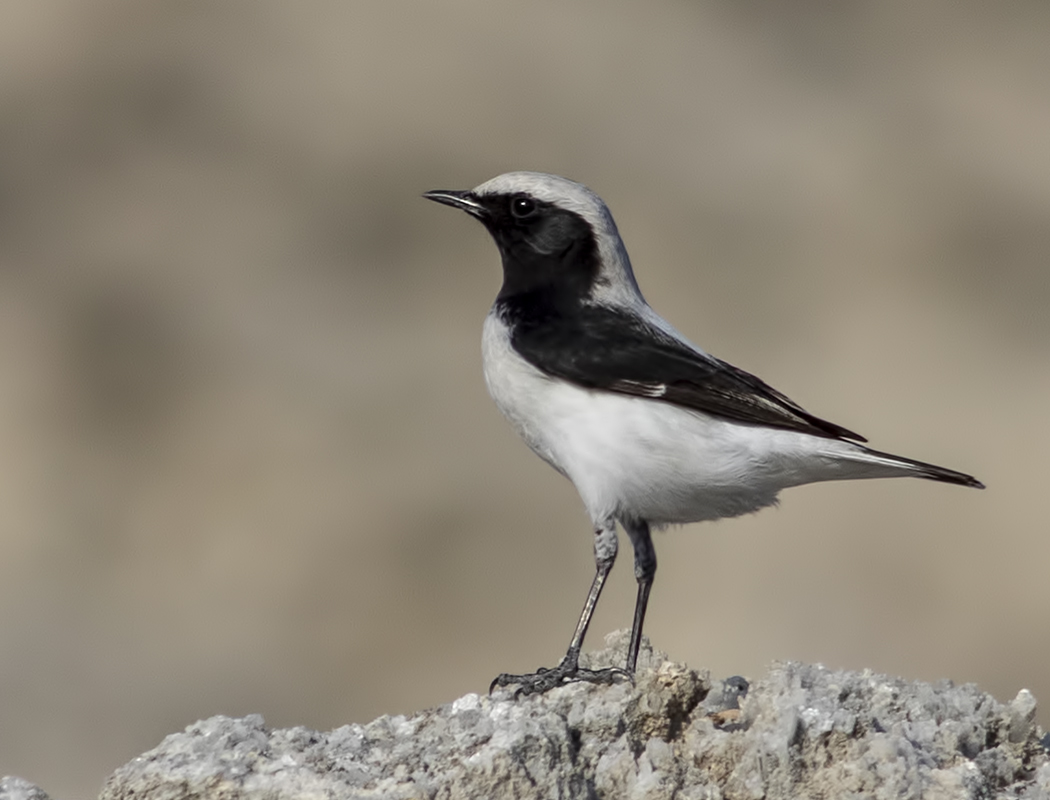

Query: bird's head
[[424, 171, 643, 307]]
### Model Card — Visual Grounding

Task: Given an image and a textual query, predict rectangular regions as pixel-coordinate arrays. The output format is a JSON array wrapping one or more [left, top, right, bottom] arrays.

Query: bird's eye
[[510, 195, 536, 219]]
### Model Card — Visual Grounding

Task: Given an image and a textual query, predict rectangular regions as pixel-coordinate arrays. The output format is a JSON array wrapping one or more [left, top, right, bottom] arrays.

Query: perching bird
[[424, 171, 983, 695]]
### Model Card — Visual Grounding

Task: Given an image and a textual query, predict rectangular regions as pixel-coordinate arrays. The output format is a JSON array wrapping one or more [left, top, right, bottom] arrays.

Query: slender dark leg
[[490, 521, 629, 695], [623, 519, 656, 674]]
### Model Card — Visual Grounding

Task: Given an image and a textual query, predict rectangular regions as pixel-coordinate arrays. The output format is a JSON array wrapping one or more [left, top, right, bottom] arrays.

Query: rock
[[0, 777, 52, 800], [94, 631, 1048, 799]]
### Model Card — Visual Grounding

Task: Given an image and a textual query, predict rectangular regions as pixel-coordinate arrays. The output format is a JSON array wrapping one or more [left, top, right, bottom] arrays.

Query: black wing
[[506, 300, 866, 442]]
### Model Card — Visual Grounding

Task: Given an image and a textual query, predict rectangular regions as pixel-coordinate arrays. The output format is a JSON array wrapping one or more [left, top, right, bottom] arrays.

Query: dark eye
[[510, 195, 536, 219]]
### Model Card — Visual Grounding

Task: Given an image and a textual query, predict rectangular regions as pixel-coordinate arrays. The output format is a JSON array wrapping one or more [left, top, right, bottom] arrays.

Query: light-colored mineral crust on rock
[[96, 632, 1049, 800], [0, 777, 53, 800]]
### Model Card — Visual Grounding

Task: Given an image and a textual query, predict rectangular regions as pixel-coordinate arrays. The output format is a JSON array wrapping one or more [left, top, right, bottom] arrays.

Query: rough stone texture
[[0, 777, 53, 800], [86, 632, 1050, 799]]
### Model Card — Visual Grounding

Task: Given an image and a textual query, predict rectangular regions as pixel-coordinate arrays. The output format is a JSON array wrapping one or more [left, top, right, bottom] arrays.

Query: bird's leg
[[490, 521, 628, 695], [623, 519, 656, 674]]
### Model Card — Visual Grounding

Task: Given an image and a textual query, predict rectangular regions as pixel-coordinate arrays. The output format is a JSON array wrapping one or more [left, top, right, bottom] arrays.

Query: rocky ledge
[[4, 632, 1049, 799]]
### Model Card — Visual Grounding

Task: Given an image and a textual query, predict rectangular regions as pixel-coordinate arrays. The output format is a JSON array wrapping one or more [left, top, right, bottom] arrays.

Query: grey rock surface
[[0, 777, 52, 800], [96, 632, 1048, 800]]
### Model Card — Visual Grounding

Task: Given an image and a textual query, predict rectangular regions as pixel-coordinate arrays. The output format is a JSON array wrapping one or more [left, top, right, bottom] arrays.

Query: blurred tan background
[[0, 1, 1047, 796]]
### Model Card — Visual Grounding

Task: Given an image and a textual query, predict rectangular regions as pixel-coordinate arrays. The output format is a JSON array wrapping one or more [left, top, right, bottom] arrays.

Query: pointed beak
[[422, 189, 487, 219]]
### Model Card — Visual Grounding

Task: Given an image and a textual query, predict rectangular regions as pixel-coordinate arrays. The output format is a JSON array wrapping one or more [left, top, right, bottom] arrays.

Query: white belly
[[481, 312, 870, 526]]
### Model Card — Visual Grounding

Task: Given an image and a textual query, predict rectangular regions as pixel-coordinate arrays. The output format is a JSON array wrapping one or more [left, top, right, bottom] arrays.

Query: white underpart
[[482, 312, 920, 527], [471, 171, 933, 526]]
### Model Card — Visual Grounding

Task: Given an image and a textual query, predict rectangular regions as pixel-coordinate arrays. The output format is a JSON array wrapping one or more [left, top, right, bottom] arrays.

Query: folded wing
[[508, 300, 866, 442]]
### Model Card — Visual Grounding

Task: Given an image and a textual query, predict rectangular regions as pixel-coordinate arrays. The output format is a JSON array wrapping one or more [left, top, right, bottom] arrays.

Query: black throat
[[477, 197, 602, 306]]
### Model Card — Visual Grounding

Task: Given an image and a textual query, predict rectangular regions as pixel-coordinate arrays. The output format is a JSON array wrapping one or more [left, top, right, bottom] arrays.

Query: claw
[[489, 663, 631, 696]]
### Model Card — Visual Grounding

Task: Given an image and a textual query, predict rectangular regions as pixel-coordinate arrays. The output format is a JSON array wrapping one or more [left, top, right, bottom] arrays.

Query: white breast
[[481, 310, 890, 527]]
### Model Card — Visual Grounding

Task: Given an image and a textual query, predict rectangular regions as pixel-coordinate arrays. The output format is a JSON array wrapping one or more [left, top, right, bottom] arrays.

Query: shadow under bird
[[424, 171, 983, 696]]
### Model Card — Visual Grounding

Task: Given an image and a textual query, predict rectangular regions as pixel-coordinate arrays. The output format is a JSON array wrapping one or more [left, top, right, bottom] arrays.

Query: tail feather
[[859, 446, 985, 489]]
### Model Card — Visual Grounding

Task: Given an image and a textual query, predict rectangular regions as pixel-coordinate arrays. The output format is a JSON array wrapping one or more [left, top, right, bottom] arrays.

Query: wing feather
[[506, 299, 866, 442]]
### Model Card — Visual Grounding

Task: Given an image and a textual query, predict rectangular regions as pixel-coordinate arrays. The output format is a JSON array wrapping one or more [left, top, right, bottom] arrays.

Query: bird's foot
[[490, 655, 631, 696]]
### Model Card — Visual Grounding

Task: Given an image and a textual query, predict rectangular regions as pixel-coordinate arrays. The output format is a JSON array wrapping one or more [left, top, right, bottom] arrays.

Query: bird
[[423, 171, 983, 696]]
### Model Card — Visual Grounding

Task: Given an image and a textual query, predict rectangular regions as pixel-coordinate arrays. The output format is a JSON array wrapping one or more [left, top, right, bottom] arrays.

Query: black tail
[[863, 446, 985, 489]]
